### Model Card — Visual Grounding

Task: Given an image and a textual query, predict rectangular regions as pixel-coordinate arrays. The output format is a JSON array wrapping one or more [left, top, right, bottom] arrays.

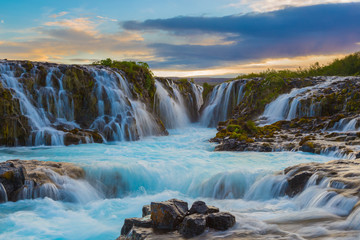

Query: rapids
[[0, 126, 359, 239]]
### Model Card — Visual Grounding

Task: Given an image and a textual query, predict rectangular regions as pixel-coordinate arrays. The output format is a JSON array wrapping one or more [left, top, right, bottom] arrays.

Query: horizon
[[1, 1, 359, 77]]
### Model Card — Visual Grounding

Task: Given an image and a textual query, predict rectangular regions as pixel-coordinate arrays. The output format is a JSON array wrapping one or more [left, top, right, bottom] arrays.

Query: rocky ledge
[[284, 159, 360, 197], [117, 199, 236, 239], [0, 159, 84, 202], [213, 115, 360, 159]]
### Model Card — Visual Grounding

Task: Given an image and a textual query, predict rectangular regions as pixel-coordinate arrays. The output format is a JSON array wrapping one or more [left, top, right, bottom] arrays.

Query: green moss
[[202, 82, 214, 100]]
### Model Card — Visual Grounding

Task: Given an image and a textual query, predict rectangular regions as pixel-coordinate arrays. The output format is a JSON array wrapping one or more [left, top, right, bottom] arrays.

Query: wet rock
[[118, 227, 152, 240], [121, 217, 152, 236], [207, 205, 220, 214], [142, 205, 151, 217], [0, 159, 84, 202], [179, 214, 206, 238], [206, 212, 236, 231], [286, 171, 313, 197], [0, 183, 7, 203], [151, 199, 188, 230], [189, 201, 208, 214]]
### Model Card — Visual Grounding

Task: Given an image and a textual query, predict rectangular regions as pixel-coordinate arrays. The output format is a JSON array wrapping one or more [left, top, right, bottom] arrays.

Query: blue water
[[0, 126, 351, 239]]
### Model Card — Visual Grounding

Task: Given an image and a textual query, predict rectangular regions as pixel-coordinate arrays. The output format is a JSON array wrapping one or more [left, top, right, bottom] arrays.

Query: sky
[[0, 0, 360, 77]]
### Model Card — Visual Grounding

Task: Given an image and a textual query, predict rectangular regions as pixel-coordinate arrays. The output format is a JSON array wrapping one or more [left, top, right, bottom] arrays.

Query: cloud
[[44, 17, 97, 35], [0, 17, 153, 63], [50, 11, 69, 18], [228, 0, 360, 12], [0, 20, 4, 24], [122, 3, 360, 69]]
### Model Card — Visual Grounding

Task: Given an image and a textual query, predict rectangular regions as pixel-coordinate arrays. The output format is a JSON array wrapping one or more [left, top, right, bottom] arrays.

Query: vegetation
[[236, 52, 360, 80], [202, 82, 214, 100], [93, 58, 156, 99]]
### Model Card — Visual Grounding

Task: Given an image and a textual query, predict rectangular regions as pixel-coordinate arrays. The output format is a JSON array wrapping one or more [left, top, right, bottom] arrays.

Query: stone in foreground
[[150, 199, 188, 230], [189, 200, 220, 214], [179, 214, 206, 238], [206, 212, 236, 231]]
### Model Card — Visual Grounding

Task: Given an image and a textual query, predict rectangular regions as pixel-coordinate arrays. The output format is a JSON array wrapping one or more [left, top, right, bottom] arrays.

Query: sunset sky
[[0, 0, 359, 77]]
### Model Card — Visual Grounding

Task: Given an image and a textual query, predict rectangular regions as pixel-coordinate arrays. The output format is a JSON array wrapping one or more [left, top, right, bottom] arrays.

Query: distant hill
[[168, 77, 231, 85]]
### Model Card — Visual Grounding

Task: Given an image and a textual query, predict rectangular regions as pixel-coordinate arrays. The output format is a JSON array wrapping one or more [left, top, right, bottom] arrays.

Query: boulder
[[189, 200, 220, 215], [150, 199, 188, 230], [189, 201, 208, 214], [286, 171, 313, 196], [121, 217, 152, 236], [179, 214, 206, 238], [142, 205, 151, 217], [206, 212, 236, 231]]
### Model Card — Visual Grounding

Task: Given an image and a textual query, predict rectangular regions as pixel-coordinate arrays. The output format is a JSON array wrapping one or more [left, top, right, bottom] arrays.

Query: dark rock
[[179, 214, 206, 238], [151, 199, 188, 230], [207, 205, 220, 214], [189, 201, 208, 214], [121, 217, 152, 236], [286, 171, 313, 197], [142, 205, 151, 217], [206, 212, 236, 231]]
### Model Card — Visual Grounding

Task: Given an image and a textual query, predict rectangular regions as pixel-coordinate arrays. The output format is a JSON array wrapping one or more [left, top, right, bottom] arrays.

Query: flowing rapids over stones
[[1, 127, 360, 239], [200, 80, 245, 127]]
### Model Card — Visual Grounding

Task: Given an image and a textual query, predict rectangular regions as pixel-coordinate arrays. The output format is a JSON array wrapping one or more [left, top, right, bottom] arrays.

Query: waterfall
[[0, 62, 165, 146], [259, 77, 353, 125], [330, 117, 360, 132], [200, 80, 245, 127], [153, 80, 191, 129], [89, 68, 159, 141]]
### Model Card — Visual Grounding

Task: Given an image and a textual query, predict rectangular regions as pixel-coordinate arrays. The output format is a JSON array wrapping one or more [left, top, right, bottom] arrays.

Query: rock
[[286, 171, 313, 197], [151, 199, 188, 230], [179, 214, 206, 238], [142, 205, 151, 217], [121, 217, 152, 236], [189, 201, 208, 214], [0, 183, 7, 203], [206, 212, 236, 231], [207, 205, 220, 214], [0, 159, 85, 202], [118, 227, 152, 240]]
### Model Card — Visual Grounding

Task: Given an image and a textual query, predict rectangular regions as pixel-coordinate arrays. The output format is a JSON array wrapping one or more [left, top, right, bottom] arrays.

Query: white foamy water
[[0, 126, 358, 239]]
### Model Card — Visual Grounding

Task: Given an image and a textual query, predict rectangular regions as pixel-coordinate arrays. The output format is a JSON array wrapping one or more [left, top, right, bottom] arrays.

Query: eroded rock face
[[151, 199, 188, 230], [0, 159, 85, 202]]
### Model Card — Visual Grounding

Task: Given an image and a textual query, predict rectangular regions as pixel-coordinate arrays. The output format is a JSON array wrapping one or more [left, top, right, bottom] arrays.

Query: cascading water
[[0, 62, 180, 146], [153, 79, 192, 128], [200, 80, 245, 127], [0, 127, 359, 239], [331, 116, 360, 132], [260, 77, 354, 125]]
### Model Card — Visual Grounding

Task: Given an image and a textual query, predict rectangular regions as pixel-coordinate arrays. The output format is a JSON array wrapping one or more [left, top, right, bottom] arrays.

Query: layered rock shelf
[[0, 159, 84, 202]]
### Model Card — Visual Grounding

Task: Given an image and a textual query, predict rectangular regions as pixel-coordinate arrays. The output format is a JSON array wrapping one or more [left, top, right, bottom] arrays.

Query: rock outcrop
[[211, 76, 360, 158], [118, 199, 235, 239], [0, 159, 84, 201]]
